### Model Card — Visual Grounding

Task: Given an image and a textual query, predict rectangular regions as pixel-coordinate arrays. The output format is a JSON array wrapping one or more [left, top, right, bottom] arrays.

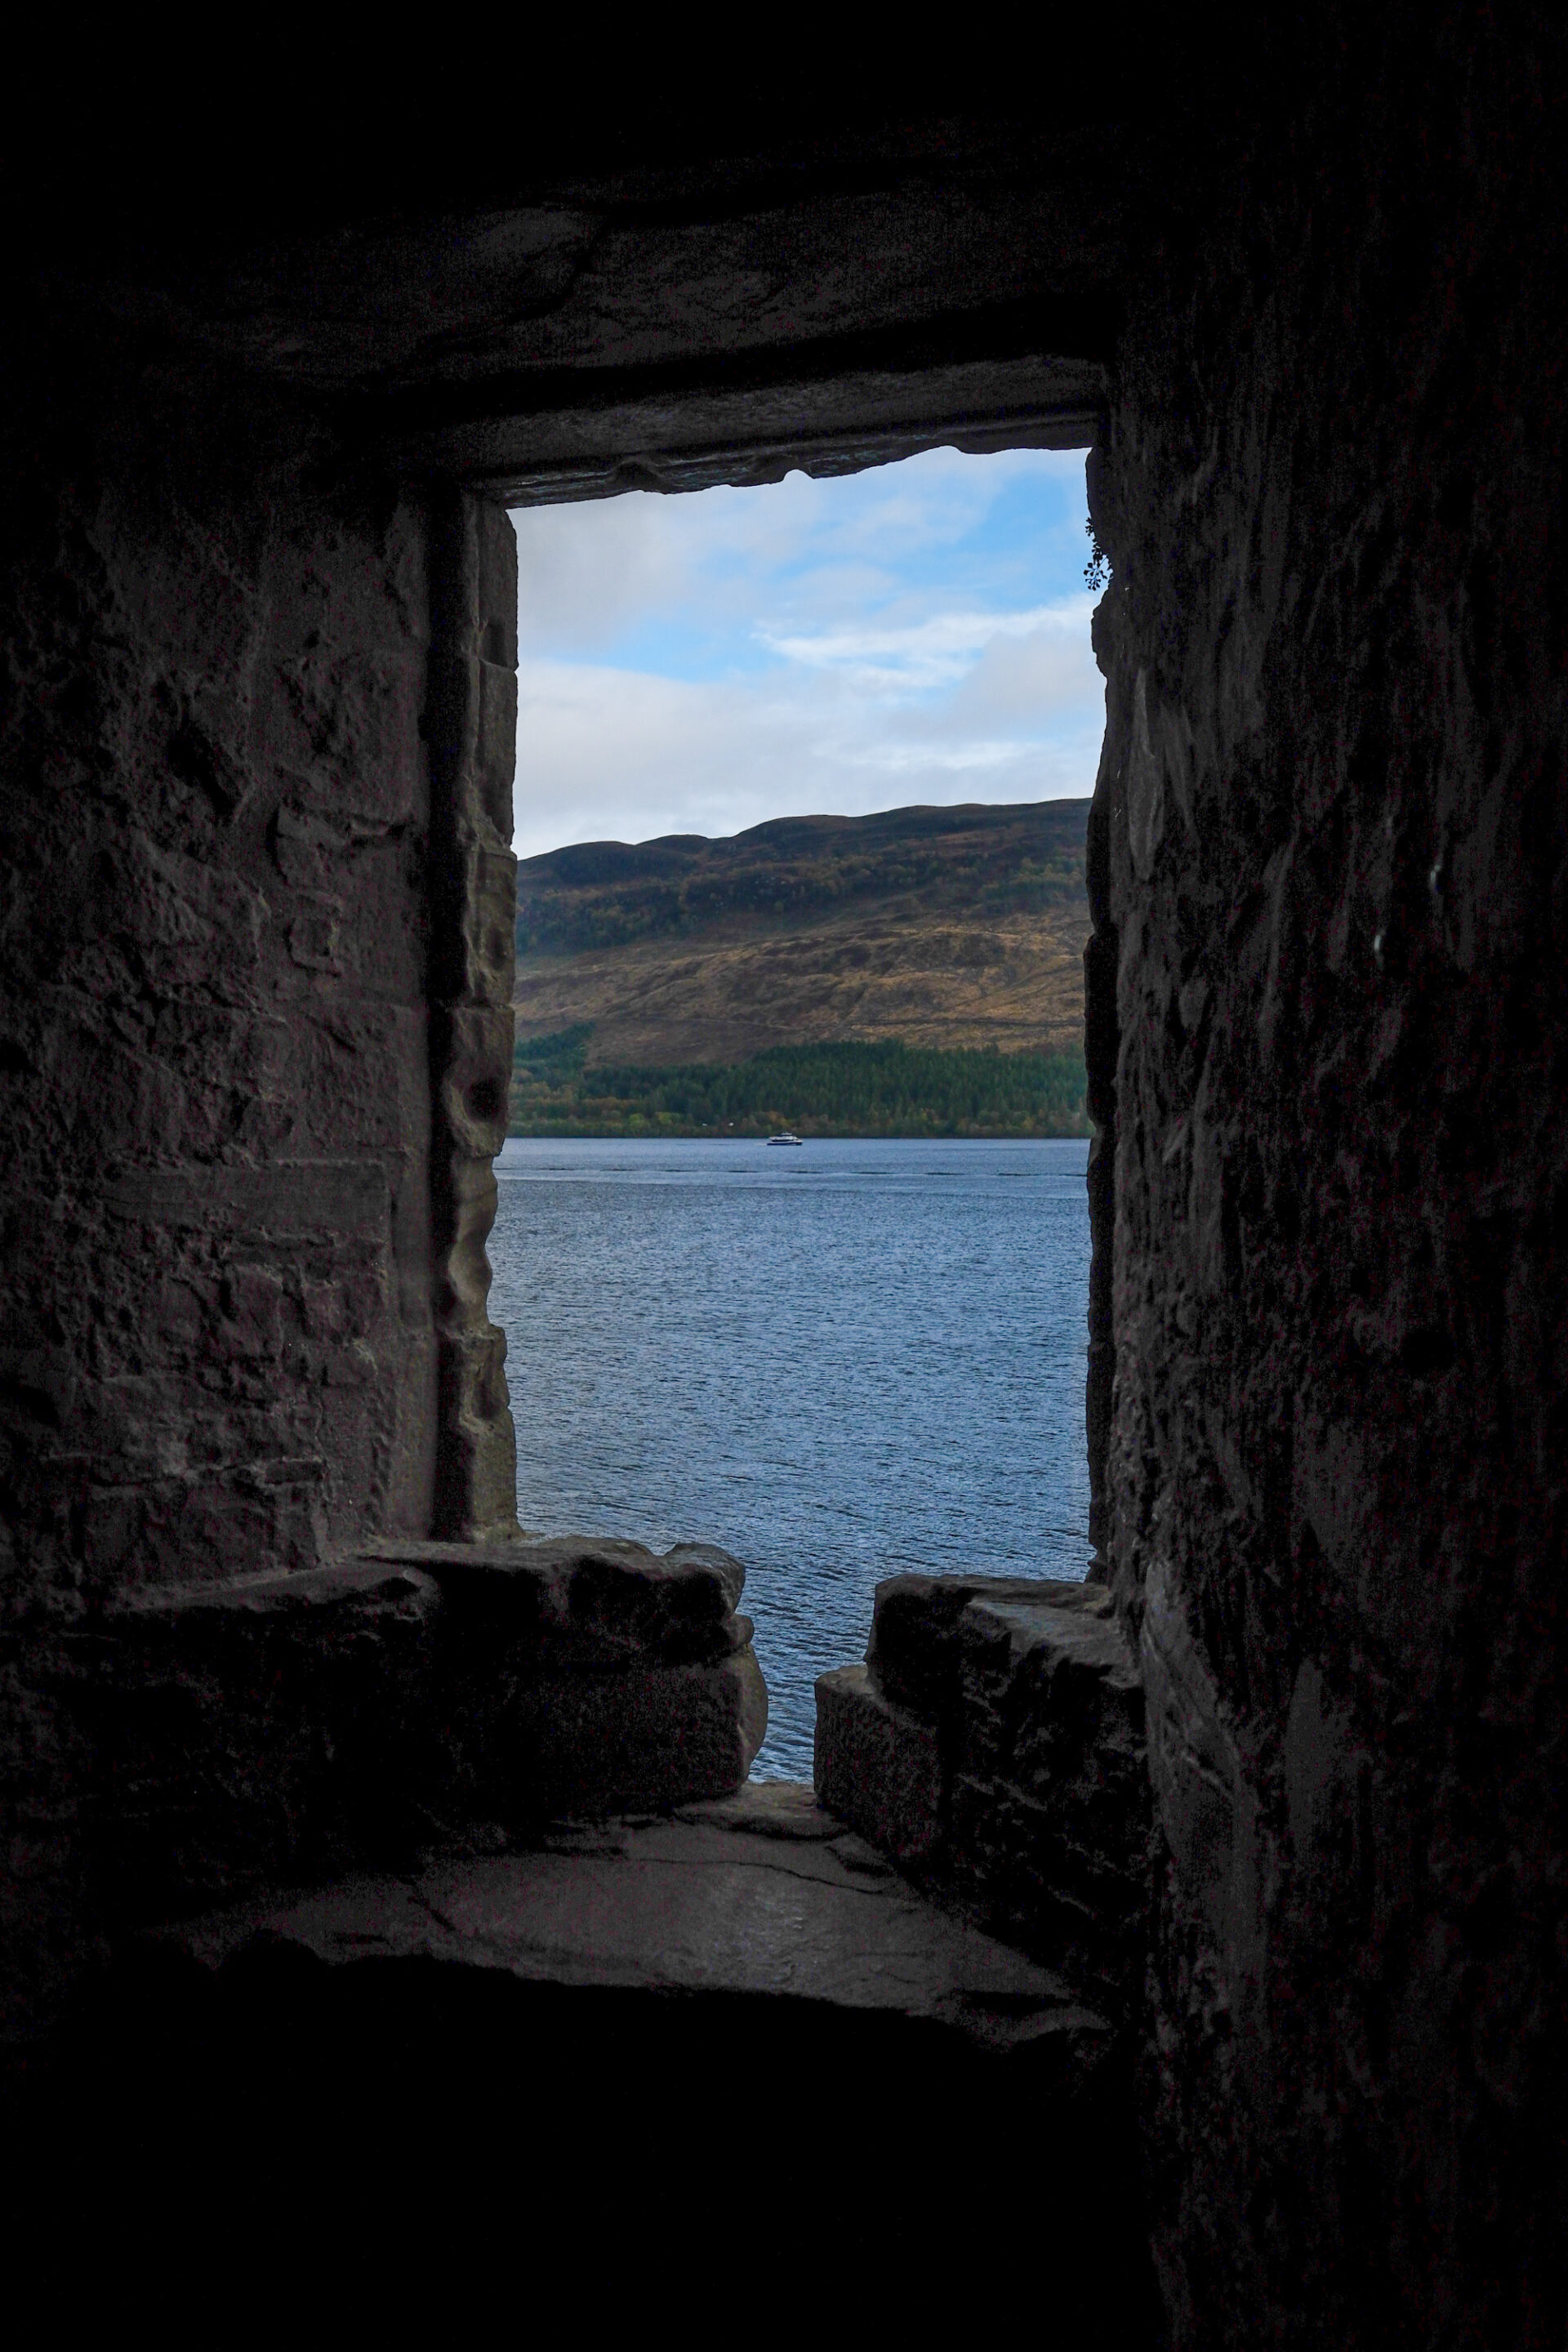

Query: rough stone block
[[365, 1535, 746, 1665], [819, 1579, 1151, 2004], [950, 1589, 1149, 1995], [516, 1645, 768, 1815], [813, 1664, 943, 1869], [69, 1538, 764, 1918], [866, 1571, 1092, 1722], [96, 1561, 445, 1913], [954, 1586, 1143, 1794], [402, 1539, 760, 1821]]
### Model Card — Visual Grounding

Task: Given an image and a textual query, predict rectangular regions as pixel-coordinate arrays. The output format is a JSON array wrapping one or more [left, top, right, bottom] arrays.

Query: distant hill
[[516, 797, 1089, 1041], [511, 800, 1092, 1136]]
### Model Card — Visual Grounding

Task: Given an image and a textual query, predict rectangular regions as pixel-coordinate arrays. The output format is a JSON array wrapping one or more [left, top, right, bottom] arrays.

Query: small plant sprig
[[1084, 519, 1110, 592]]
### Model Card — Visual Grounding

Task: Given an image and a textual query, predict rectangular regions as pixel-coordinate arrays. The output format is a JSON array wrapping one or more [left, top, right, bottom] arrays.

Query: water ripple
[[488, 1137, 1092, 1778]]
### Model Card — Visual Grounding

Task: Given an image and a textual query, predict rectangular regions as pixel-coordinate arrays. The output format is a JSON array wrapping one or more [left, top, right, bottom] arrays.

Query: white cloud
[[759, 596, 1095, 694], [509, 448, 1103, 856], [513, 626, 1104, 855]]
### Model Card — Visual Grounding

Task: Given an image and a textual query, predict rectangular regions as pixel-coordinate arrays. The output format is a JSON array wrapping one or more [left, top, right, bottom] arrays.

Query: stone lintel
[[384, 352, 1102, 501], [433, 390, 1102, 506]]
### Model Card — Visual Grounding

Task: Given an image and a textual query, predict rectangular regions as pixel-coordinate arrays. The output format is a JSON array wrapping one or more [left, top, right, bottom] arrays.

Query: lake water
[[488, 1137, 1092, 1779]]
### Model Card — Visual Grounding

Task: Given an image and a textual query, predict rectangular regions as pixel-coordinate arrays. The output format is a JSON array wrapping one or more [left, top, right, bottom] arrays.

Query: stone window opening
[[12, 56, 1558, 2330], [7, 349, 1138, 2231], [404, 423, 1128, 1834]]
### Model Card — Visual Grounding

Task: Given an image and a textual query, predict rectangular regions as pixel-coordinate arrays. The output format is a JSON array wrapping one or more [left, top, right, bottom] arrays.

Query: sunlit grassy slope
[[510, 800, 1092, 1136]]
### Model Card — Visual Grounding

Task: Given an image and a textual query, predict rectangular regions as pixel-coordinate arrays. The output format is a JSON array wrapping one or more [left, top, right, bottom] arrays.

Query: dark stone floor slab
[[157, 1780, 1109, 2070], [8, 1783, 1157, 2336]]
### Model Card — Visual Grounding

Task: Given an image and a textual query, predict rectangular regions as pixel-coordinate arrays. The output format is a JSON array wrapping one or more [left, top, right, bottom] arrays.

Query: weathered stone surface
[[949, 1592, 1148, 1998], [816, 1579, 1150, 2004], [953, 1588, 1142, 1788], [676, 1779, 844, 1839], [867, 1571, 1110, 1722], [426, 493, 520, 1543], [7, 1540, 764, 1940], [347, 1536, 764, 1823], [514, 1646, 767, 1815], [82, 1561, 444, 1917], [363, 1534, 746, 1663], [0, 438, 443, 1615], [154, 1792, 1112, 2073], [813, 1664, 943, 1869], [1080, 21, 1568, 2341]]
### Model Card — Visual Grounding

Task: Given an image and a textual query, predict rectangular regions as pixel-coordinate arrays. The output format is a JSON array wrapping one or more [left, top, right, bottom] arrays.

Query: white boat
[[765, 1131, 804, 1147]]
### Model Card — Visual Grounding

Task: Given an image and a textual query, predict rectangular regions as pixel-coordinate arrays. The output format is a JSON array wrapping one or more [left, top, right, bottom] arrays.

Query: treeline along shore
[[512, 1030, 1089, 1138], [510, 799, 1092, 1139]]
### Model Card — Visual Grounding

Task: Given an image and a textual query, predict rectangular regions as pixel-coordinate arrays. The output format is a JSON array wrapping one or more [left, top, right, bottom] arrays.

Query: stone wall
[[0, 380, 523, 2033], [3, 51, 1563, 2329], [0, 397, 446, 1609], [1086, 20, 1566, 2344], [425, 496, 521, 1538]]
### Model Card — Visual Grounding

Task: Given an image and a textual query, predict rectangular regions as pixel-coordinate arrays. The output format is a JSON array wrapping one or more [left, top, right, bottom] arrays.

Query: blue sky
[[509, 446, 1102, 858]]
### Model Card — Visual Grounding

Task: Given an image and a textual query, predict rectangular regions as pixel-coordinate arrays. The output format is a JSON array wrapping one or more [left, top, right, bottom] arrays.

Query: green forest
[[510, 1028, 1090, 1139]]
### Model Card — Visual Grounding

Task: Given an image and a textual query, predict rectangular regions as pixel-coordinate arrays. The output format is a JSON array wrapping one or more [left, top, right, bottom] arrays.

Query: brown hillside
[[514, 800, 1090, 1066]]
